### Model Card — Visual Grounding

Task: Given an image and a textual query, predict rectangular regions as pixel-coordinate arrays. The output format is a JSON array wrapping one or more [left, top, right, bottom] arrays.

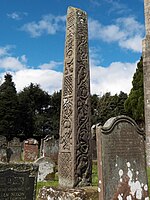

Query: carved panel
[[59, 7, 91, 188], [75, 9, 91, 187], [59, 152, 72, 179]]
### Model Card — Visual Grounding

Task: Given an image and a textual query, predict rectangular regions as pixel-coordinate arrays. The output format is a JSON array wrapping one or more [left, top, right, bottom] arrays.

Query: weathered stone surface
[[8, 137, 22, 162], [96, 116, 149, 200], [0, 136, 7, 162], [35, 157, 55, 182], [0, 163, 38, 200], [38, 186, 98, 200], [40, 135, 58, 164], [143, 0, 150, 167], [58, 6, 92, 188], [23, 138, 38, 162]]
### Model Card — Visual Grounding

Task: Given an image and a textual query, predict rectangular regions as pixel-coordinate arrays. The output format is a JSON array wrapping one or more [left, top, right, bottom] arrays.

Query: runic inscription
[[58, 7, 92, 188]]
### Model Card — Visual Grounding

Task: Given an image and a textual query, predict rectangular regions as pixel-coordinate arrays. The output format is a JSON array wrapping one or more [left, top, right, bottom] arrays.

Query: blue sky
[[0, 0, 145, 95]]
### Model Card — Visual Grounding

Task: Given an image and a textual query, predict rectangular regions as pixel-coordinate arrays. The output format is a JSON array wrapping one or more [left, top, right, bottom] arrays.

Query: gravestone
[[96, 116, 149, 200], [40, 135, 59, 164], [0, 136, 7, 162], [143, 0, 150, 167], [0, 163, 38, 200], [58, 6, 92, 188], [8, 137, 22, 162], [35, 157, 55, 182], [23, 138, 38, 162]]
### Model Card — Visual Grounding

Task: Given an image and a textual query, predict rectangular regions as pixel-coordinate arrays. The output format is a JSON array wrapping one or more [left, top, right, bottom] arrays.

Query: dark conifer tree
[[125, 57, 144, 127], [0, 74, 19, 139]]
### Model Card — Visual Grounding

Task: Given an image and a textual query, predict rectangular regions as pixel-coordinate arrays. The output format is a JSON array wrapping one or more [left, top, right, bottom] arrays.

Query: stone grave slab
[[0, 163, 38, 200], [96, 116, 149, 200], [40, 135, 58, 164], [35, 157, 55, 182], [8, 137, 22, 162], [23, 138, 38, 162], [0, 136, 7, 162]]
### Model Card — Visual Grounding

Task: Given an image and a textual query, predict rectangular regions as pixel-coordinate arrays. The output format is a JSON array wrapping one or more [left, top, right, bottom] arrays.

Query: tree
[[18, 83, 51, 138], [48, 90, 61, 138], [91, 94, 99, 125], [124, 57, 144, 126], [91, 92, 127, 126], [0, 74, 19, 139]]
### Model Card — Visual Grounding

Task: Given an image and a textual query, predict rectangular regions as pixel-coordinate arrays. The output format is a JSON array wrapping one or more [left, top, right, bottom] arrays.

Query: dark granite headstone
[[96, 116, 149, 200], [0, 163, 38, 200]]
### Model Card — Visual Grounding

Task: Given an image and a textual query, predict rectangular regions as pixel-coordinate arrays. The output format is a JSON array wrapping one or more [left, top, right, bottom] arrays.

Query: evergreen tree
[[91, 92, 127, 125], [48, 90, 61, 138], [124, 57, 144, 126], [91, 94, 99, 125], [18, 83, 51, 138], [0, 74, 19, 139]]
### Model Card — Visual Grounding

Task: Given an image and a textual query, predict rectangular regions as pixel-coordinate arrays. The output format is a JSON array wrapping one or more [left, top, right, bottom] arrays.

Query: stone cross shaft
[[58, 7, 92, 188], [143, 0, 150, 167]]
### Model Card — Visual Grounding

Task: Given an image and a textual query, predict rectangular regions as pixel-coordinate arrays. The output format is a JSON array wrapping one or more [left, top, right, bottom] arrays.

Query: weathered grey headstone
[[40, 135, 59, 164], [35, 157, 55, 182], [0, 136, 7, 162], [8, 137, 22, 162], [58, 6, 92, 188], [96, 116, 149, 200], [23, 138, 38, 162], [143, 0, 150, 167], [0, 163, 38, 200]]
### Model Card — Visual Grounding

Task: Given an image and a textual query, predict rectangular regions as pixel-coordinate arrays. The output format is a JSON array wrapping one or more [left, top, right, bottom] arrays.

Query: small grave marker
[[40, 135, 58, 164], [0, 136, 7, 162], [35, 157, 55, 182], [8, 137, 22, 162], [23, 138, 38, 162]]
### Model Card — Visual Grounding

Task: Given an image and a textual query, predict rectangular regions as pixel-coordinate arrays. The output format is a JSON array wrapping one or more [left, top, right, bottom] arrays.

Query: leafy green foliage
[[125, 57, 144, 126]]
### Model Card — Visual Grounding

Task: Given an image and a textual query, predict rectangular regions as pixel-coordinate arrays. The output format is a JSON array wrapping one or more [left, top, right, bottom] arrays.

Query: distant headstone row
[[0, 135, 59, 163]]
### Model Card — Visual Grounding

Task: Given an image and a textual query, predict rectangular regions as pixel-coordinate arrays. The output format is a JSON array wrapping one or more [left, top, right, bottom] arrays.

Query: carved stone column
[[58, 7, 92, 188], [143, 0, 150, 166]]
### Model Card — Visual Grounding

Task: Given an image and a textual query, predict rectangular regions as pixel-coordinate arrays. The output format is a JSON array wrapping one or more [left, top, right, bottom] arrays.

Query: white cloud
[[0, 47, 136, 95], [21, 14, 66, 37], [89, 16, 144, 52], [0, 45, 14, 57], [90, 61, 137, 95], [0, 56, 26, 71], [7, 12, 28, 20], [104, 0, 129, 15], [39, 61, 63, 70], [12, 69, 62, 94]]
